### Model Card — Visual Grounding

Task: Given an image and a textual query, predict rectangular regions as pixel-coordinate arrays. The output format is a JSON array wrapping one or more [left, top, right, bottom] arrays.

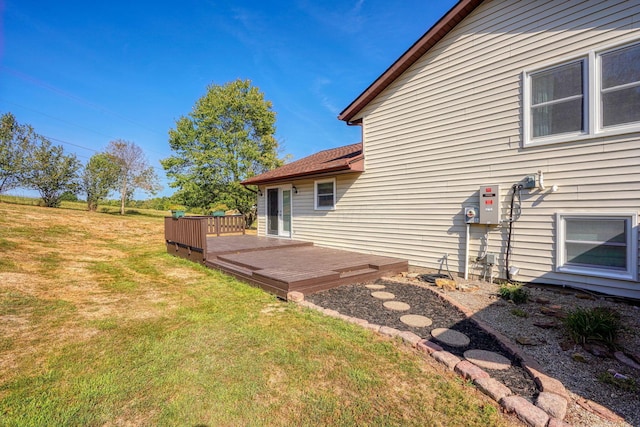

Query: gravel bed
[[307, 275, 640, 427], [394, 274, 640, 427], [307, 280, 538, 401]]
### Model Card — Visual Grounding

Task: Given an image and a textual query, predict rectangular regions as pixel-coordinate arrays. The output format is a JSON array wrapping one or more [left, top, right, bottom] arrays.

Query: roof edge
[[241, 157, 364, 186], [338, 0, 483, 122]]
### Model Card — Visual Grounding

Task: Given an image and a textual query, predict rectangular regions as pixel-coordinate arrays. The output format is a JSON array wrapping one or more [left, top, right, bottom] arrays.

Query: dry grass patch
[[0, 201, 517, 426]]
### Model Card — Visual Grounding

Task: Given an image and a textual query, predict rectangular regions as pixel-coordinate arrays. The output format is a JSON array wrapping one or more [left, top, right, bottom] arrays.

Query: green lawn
[[0, 200, 513, 426]]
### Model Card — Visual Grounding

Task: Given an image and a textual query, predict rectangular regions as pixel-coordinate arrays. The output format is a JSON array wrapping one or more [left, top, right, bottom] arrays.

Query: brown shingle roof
[[338, 0, 484, 122], [241, 143, 364, 186]]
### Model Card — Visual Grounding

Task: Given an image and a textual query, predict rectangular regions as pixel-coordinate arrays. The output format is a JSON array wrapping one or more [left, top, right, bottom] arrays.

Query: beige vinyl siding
[[275, 0, 640, 298], [362, 2, 640, 295], [256, 192, 265, 234]]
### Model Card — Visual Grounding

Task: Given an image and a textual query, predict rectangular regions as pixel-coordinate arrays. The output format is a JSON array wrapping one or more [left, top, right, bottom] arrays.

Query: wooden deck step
[[207, 259, 255, 277], [370, 259, 409, 272], [334, 264, 372, 273], [215, 254, 262, 271], [253, 268, 341, 289], [339, 268, 378, 278]]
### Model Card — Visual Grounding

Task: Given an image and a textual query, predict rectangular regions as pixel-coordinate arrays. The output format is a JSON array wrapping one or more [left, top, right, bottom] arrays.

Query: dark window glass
[[564, 218, 627, 270], [601, 44, 640, 127], [316, 182, 334, 207], [531, 61, 584, 137]]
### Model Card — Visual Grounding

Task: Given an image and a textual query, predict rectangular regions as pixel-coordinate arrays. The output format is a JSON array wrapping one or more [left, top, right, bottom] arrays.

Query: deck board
[[189, 235, 407, 299]]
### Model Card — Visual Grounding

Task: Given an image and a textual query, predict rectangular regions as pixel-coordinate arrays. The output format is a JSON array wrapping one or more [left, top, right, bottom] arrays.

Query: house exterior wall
[[260, 0, 640, 298]]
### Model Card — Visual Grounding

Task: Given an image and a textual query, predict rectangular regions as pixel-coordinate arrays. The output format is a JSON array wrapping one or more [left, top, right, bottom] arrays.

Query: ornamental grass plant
[[563, 306, 623, 347]]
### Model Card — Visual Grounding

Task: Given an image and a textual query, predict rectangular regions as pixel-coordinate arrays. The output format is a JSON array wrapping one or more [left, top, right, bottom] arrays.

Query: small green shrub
[[498, 283, 529, 304], [563, 307, 622, 346], [510, 308, 528, 318], [597, 371, 637, 392]]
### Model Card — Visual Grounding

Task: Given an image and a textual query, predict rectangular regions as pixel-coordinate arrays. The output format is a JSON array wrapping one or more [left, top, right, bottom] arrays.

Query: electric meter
[[479, 185, 500, 224], [464, 206, 479, 224]]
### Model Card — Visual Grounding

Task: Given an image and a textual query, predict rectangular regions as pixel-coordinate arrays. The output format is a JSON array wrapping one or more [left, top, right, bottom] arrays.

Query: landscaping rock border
[[293, 287, 574, 427]]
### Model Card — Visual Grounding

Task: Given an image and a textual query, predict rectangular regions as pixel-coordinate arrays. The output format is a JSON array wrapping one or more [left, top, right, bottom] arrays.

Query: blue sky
[[1, 0, 456, 198]]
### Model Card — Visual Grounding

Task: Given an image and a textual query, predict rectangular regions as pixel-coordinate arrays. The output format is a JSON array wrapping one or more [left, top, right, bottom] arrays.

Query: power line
[[41, 135, 166, 175], [1, 66, 165, 138], [43, 135, 99, 153], [3, 100, 169, 160], [1, 98, 117, 141], [2, 98, 169, 156]]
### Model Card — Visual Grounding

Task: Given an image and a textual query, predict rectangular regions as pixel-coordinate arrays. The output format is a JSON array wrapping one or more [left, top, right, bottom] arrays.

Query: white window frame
[[314, 178, 336, 210], [556, 212, 638, 281], [523, 57, 588, 146], [523, 38, 640, 147], [595, 42, 640, 133]]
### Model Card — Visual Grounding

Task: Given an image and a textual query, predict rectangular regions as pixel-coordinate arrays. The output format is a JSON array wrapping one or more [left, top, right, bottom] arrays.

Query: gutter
[[241, 158, 364, 187]]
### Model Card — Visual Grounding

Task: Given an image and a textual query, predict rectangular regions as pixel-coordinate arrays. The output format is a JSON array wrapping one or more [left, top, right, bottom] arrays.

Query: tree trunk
[[120, 182, 127, 215]]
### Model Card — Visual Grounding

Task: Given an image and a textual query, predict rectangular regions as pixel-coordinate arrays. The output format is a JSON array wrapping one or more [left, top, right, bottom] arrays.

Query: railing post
[[199, 217, 207, 261]]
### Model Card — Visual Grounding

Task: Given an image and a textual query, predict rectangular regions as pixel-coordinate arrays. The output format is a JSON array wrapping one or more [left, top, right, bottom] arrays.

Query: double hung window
[[600, 43, 640, 128], [314, 179, 335, 210], [524, 40, 640, 146], [530, 61, 585, 139]]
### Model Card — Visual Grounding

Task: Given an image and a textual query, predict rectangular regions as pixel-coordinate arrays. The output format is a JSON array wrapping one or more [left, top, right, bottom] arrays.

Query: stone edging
[[288, 289, 575, 427], [409, 283, 624, 425]]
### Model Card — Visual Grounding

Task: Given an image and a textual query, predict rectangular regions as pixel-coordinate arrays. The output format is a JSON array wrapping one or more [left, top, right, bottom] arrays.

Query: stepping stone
[[533, 320, 556, 329], [400, 314, 433, 328], [371, 291, 395, 300], [383, 300, 410, 311], [614, 351, 640, 370], [365, 284, 386, 290], [430, 328, 470, 347], [464, 349, 511, 371]]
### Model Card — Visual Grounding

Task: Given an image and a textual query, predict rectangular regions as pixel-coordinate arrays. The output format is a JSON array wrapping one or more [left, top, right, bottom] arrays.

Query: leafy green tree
[[161, 79, 282, 225], [23, 139, 81, 207], [82, 153, 120, 211], [136, 196, 175, 211], [106, 139, 160, 215], [0, 112, 35, 194]]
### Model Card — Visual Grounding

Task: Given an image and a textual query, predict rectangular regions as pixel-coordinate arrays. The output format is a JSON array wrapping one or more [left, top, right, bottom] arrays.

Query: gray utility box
[[479, 185, 500, 224]]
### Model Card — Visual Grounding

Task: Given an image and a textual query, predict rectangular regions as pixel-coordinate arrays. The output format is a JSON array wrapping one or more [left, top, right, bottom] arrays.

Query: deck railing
[[203, 215, 246, 236], [164, 215, 246, 261], [165, 217, 208, 260]]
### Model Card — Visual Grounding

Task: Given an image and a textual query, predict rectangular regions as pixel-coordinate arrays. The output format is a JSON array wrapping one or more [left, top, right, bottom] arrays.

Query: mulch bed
[[307, 280, 538, 401]]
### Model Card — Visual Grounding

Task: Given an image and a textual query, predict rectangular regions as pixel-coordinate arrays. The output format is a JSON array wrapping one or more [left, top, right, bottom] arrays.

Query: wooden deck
[[170, 234, 407, 299], [164, 218, 407, 299]]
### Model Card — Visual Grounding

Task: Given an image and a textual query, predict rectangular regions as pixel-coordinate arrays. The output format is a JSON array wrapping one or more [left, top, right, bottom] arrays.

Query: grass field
[[0, 200, 514, 426]]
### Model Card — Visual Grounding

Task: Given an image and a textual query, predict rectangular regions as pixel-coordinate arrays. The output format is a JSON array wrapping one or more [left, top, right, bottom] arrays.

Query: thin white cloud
[[312, 77, 339, 115], [353, 0, 365, 14], [296, 0, 367, 35]]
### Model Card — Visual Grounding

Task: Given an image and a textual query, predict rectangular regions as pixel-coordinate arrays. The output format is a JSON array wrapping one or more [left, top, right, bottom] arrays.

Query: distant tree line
[[0, 112, 160, 213]]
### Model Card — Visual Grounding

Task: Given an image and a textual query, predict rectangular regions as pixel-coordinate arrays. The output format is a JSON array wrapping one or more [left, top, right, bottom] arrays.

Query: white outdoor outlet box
[[479, 184, 500, 224], [485, 252, 496, 265]]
